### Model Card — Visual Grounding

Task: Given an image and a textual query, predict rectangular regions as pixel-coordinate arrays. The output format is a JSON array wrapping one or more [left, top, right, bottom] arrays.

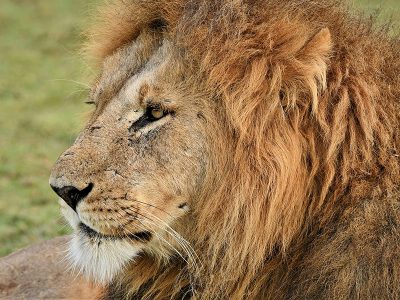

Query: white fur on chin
[[60, 201, 140, 283], [68, 231, 140, 283]]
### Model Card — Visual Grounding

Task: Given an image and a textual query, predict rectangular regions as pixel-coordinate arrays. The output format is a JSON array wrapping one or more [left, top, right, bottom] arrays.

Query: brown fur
[[54, 0, 400, 299]]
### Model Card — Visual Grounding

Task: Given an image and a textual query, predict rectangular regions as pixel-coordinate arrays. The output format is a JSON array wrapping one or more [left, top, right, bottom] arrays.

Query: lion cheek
[[67, 233, 140, 284]]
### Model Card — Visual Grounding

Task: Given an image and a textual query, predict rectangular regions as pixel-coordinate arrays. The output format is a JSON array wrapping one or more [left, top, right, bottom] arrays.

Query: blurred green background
[[0, 0, 399, 257]]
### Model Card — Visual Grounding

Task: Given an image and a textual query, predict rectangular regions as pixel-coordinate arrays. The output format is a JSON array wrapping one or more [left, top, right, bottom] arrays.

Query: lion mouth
[[79, 222, 152, 242]]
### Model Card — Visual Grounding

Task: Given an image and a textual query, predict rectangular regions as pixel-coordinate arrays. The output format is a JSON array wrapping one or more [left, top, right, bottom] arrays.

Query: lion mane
[[84, 0, 400, 299]]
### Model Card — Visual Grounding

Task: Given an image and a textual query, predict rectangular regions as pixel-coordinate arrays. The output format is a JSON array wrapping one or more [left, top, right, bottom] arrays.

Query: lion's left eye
[[129, 105, 169, 132], [149, 107, 165, 120]]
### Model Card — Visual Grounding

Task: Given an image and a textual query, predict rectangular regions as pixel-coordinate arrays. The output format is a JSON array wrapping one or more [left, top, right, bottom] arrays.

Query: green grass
[[0, 0, 93, 256], [0, 0, 399, 257]]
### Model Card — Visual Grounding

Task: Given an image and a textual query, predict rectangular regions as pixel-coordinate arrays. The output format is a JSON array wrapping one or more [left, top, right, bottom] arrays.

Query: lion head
[[50, 0, 400, 298], [49, 32, 210, 282]]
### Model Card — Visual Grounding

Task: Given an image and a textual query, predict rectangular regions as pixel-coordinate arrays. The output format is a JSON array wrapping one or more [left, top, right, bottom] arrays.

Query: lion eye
[[129, 105, 170, 133], [150, 108, 164, 119]]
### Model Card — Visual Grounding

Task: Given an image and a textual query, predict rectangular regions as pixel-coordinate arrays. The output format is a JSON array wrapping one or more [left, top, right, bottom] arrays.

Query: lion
[[48, 0, 400, 299]]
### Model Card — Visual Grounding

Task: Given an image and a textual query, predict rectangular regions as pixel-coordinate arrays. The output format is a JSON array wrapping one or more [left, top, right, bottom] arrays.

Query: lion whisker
[[124, 196, 175, 218], [115, 208, 193, 264], [51, 78, 91, 89], [141, 211, 202, 268], [122, 207, 202, 274], [111, 211, 191, 268]]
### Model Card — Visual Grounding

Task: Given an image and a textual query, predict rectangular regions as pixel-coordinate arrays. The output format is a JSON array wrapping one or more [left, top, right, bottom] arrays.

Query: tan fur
[[51, 0, 400, 299]]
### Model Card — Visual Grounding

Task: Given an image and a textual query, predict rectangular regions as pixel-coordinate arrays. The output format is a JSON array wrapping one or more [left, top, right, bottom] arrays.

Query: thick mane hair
[[86, 0, 400, 299]]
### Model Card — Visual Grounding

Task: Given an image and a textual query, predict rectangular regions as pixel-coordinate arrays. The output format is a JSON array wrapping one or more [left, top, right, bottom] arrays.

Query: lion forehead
[[90, 38, 177, 107]]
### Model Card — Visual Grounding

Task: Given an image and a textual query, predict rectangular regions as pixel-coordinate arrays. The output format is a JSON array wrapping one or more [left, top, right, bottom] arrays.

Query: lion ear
[[282, 27, 333, 111]]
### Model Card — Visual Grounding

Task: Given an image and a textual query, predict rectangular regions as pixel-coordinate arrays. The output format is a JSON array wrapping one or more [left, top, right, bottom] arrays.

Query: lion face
[[49, 37, 209, 282]]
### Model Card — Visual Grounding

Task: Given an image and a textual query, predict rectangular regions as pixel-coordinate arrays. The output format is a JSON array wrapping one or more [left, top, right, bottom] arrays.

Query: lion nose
[[50, 183, 93, 212]]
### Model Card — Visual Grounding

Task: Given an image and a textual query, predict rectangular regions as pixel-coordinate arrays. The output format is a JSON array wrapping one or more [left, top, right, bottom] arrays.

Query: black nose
[[50, 183, 93, 211]]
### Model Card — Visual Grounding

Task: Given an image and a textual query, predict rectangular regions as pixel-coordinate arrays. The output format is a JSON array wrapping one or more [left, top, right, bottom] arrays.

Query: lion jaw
[[61, 200, 140, 283], [68, 232, 139, 284]]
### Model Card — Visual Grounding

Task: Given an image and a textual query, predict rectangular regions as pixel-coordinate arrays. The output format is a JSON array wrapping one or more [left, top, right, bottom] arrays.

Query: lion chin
[[68, 232, 139, 284], [61, 201, 140, 284]]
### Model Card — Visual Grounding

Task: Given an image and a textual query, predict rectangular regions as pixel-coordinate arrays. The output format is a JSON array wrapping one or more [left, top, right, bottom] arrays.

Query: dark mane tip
[[149, 18, 167, 31]]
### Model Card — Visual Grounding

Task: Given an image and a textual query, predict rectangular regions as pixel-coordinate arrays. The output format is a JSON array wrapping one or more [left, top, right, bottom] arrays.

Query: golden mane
[[86, 0, 400, 298]]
